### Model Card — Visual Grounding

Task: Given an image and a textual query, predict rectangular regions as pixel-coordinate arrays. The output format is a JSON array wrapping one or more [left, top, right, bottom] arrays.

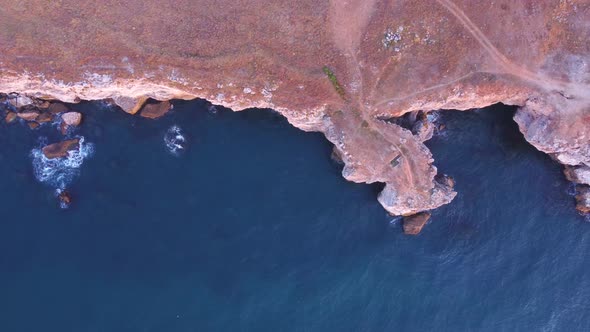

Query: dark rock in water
[[139, 101, 172, 119], [5, 111, 17, 123], [57, 190, 72, 209], [403, 212, 432, 235], [28, 122, 40, 130], [36, 112, 54, 123], [48, 102, 68, 115], [42, 139, 80, 159]]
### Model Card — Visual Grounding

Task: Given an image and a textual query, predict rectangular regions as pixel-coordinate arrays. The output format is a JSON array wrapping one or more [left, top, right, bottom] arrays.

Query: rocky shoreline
[[2, 91, 588, 233], [1, 0, 588, 233]]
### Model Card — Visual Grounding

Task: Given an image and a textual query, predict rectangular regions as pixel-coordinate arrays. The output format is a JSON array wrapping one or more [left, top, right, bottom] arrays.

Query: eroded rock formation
[[0, 0, 589, 225]]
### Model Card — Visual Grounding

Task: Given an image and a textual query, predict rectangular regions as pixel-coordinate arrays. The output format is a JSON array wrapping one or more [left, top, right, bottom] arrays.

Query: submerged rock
[[42, 139, 80, 159], [57, 189, 72, 209], [403, 212, 432, 235], [4, 111, 17, 123], [164, 125, 186, 155], [139, 101, 172, 119]]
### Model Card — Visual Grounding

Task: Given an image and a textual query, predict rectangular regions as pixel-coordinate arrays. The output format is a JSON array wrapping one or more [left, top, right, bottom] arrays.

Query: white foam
[[31, 136, 94, 190], [164, 125, 186, 156]]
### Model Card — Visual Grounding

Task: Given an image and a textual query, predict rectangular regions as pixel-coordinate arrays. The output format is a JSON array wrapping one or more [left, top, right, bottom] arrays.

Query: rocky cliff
[[1, 0, 589, 228]]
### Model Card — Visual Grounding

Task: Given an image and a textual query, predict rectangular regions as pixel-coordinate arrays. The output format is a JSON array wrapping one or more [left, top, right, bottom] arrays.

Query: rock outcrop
[[139, 101, 173, 119], [0, 1, 589, 225]]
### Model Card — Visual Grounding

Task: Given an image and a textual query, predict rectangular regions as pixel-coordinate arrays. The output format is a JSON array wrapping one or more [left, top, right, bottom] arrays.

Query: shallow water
[[0, 101, 588, 331]]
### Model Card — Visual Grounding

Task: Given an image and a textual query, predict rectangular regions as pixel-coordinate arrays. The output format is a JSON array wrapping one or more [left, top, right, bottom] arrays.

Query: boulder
[[61, 112, 82, 126], [42, 139, 80, 159], [16, 111, 39, 121], [403, 212, 432, 235], [139, 101, 172, 119], [8, 95, 34, 108]]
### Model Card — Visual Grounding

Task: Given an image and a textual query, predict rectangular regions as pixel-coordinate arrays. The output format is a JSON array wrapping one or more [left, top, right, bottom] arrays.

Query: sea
[[0, 101, 588, 331]]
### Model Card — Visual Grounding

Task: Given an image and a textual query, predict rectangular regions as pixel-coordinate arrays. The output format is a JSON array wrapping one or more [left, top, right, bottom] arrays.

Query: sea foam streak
[[31, 136, 94, 190]]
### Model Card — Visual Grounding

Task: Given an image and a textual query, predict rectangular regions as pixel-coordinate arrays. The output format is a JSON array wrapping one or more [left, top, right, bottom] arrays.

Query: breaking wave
[[31, 136, 94, 190], [164, 125, 186, 155]]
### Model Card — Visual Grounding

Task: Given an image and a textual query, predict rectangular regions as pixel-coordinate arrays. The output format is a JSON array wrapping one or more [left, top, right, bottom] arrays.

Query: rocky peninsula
[[0, 0, 588, 233]]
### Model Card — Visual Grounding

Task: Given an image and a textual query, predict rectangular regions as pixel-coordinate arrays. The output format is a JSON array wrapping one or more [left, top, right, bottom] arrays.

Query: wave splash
[[31, 136, 94, 191], [164, 125, 186, 155]]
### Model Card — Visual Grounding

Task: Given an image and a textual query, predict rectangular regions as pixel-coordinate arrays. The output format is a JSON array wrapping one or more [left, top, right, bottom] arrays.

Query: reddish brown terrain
[[0, 0, 589, 231]]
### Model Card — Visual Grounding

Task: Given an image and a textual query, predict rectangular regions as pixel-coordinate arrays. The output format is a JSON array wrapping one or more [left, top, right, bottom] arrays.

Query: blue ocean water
[[0, 101, 588, 331]]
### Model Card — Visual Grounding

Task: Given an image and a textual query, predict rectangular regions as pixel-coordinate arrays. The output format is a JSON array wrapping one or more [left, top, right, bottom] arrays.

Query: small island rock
[[42, 139, 80, 159]]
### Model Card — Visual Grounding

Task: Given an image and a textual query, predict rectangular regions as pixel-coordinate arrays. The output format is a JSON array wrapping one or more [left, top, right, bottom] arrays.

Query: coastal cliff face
[[1, 1, 589, 225]]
